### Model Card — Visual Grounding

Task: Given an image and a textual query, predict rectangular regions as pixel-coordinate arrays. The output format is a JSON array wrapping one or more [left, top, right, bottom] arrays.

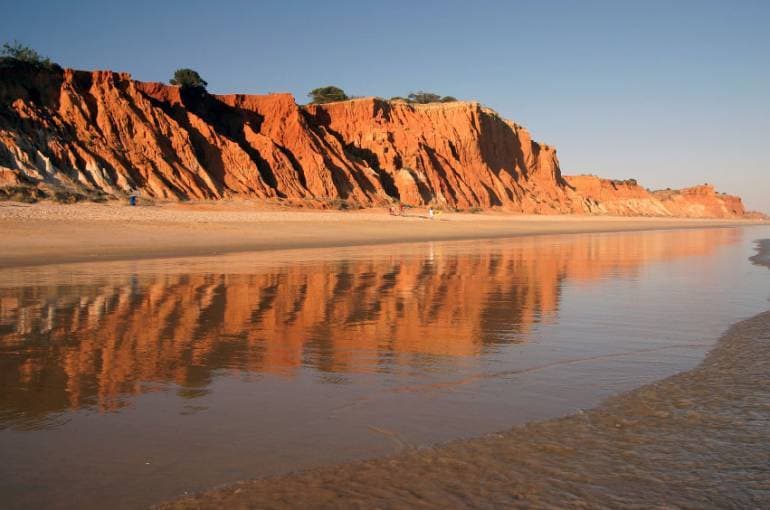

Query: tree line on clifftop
[[0, 41, 58, 69], [307, 86, 457, 105], [170, 72, 458, 105], [169, 70, 458, 105], [2, 42, 458, 105]]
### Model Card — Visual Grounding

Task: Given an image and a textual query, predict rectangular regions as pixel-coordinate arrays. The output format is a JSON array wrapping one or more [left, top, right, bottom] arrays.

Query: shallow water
[[169, 296, 770, 510], [1, 227, 769, 509]]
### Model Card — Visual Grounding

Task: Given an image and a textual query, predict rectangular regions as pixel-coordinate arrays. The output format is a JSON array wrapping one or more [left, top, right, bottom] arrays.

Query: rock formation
[[566, 175, 756, 218], [0, 63, 762, 218]]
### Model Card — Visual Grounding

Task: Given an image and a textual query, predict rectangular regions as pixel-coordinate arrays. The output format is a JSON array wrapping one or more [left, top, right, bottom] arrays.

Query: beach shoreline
[[158, 235, 770, 509], [159, 238, 770, 509], [1, 201, 766, 268], [155, 306, 770, 509]]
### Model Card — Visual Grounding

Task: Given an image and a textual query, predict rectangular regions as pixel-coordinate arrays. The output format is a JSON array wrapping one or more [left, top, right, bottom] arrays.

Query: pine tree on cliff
[[408, 91, 441, 104], [0, 41, 54, 69], [407, 91, 457, 104], [169, 68, 208, 89], [308, 86, 349, 104]]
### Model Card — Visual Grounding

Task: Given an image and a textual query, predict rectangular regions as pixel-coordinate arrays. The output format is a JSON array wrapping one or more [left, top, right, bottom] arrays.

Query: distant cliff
[[565, 175, 761, 218], [0, 64, 762, 218]]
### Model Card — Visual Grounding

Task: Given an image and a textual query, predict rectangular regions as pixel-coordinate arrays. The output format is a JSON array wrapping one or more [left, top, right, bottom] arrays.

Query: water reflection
[[0, 229, 740, 428]]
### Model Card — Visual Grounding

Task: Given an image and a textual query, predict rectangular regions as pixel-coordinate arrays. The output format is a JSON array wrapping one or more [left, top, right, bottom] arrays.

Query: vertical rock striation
[[0, 64, 761, 218]]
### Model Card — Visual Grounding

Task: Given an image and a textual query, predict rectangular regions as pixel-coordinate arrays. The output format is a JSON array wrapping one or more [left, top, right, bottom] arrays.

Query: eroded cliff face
[[0, 64, 573, 211], [652, 184, 748, 218], [566, 175, 756, 219], [0, 64, 760, 217], [303, 100, 574, 212]]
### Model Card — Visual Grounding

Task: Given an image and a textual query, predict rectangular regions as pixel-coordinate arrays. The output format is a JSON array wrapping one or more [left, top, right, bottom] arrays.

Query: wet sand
[[0, 201, 764, 268], [156, 241, 770, 509], [751, 239, 770, 268]]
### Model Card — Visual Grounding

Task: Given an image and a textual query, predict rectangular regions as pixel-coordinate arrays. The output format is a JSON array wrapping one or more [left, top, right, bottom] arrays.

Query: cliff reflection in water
[[0, 229, 739, 427]]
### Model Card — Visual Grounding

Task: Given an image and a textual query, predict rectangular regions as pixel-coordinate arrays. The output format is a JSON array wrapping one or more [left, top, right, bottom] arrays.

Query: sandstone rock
[[565, 175, 757, 219], [652, 184, 746, 218], [565, 174, 671, 216], [0, 64, 761, 218]]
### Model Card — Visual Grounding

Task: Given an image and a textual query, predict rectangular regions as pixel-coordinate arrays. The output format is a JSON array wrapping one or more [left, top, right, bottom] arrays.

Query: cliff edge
[[0, 64, 761, 218]]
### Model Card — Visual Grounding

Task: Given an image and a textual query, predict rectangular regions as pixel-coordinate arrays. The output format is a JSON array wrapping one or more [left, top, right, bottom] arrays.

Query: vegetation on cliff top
[[308, 86, 349, 104], [307, 87, 458, 105], [0, 41, 56, 69], [390, 91, 457, 104], [169, 68, 208, 89]]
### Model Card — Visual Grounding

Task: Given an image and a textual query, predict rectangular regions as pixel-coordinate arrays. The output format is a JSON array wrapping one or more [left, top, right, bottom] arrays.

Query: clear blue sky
[[2, 0, 768, 211]]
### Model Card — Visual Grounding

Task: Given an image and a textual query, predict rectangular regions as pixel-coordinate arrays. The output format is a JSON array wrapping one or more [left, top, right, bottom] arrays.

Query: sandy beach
[[1, 201, 765, 268]]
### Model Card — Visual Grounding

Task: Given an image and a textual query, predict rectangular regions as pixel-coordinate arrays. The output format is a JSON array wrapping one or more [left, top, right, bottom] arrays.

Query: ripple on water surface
[[0, 228, 769, 509], [161, 308, 770, 509]]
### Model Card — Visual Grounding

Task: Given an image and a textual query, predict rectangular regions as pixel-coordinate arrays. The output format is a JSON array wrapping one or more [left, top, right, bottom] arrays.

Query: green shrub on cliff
[[408, 91, 441, 104], [308, 86, 349, 104], [169, 68, 208, 89], [0, 41, 54, 68], [391, 92, 458, 104]]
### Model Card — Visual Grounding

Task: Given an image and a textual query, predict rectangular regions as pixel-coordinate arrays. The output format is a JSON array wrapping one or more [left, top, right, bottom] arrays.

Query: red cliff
[[566, 175, 759, 219], [0, 64, 761, 218]]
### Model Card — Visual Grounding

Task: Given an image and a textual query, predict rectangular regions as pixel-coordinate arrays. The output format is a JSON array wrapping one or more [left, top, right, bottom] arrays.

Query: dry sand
[[1, 201, 765, 268]]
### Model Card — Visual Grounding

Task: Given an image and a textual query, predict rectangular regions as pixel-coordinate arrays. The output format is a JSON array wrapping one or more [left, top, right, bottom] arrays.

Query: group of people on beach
[[388, 203, 440, 219]]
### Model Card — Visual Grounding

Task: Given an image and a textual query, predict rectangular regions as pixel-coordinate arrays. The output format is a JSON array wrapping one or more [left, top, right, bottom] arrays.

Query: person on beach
[[428, 207, 434, 219]]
